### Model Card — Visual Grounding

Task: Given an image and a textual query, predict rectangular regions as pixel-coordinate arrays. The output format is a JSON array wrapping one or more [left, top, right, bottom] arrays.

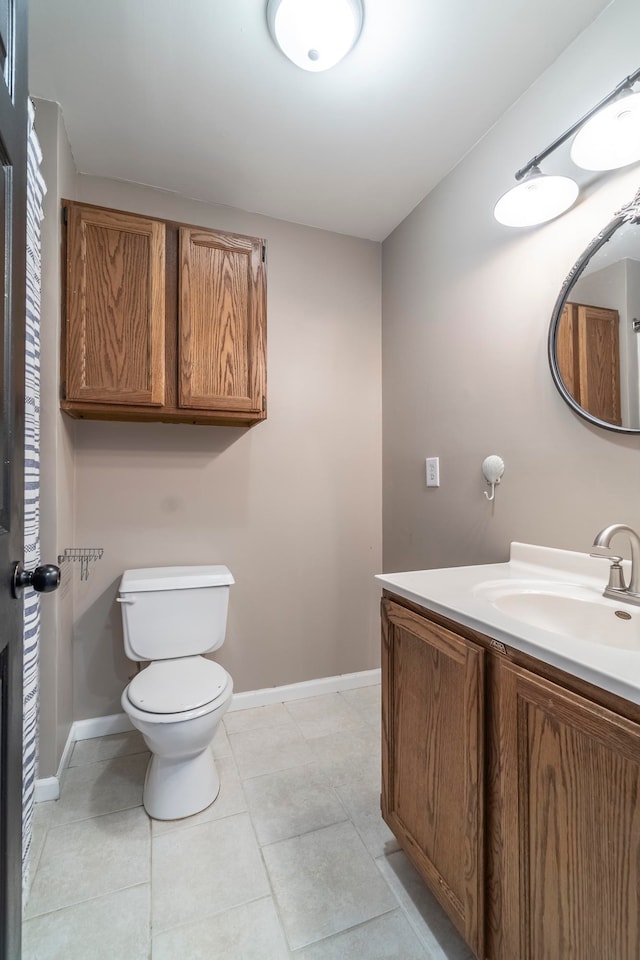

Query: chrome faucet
[[591, 523, 640, 605]]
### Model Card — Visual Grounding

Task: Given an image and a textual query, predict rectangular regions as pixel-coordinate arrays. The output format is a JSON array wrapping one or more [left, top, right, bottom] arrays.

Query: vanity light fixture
[[494, 167, 579, 227], [495, 66, 640, 228], [266, 0, 364, 73], [570, 89, 640, 171]]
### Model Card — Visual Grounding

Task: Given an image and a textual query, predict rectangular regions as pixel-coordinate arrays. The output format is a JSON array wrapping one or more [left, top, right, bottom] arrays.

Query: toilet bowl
[[118, 565, 235, 820]]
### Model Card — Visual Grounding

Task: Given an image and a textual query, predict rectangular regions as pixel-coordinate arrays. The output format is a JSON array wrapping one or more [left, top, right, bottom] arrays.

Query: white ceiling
[[28, 0, 612, 241]]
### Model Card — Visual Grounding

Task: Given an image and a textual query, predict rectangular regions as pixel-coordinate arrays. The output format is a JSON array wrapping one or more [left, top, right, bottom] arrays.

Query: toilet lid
[[127, 657, 229, 714]]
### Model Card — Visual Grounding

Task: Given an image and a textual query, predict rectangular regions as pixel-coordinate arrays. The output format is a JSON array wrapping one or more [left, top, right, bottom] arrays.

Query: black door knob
[[12, 562, 61, 598]]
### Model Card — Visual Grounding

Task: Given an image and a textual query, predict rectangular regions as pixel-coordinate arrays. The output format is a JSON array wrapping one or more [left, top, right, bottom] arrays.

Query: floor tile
[[22, 884, 150, 960], [152, 755, 246, 836], [335, 778, 400, 859], [229, 722, 314, 780], [244, 762, 347, 845], [292, 909, 429, 959], [307, 724, 381, 789], [25, 807, 150, 918], [153, 896, 289, 960], [152, 812, 269, 934], [51, 752, 147, 825], [25, 800, 56, 900], [224, 701, 293, 735], [69, 730, 146, 767], [285, 693, 364, 739], [25, 689, 474, 959], [376, 850, 473, 960], [338, 684, 381, 712], [211, 721, 232, 758], [263, 820, 397, 951]]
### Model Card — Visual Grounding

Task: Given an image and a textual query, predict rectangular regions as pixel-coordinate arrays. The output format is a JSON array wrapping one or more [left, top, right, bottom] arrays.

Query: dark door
[[0, 1, 29, 957]]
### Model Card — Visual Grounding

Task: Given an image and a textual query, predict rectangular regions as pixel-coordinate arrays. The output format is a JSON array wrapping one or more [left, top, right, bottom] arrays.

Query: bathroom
[[11, 0, 640, 955]]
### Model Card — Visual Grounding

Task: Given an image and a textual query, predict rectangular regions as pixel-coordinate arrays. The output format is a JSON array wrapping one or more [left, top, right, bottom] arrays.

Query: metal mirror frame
[[548, 187, 640, 434]]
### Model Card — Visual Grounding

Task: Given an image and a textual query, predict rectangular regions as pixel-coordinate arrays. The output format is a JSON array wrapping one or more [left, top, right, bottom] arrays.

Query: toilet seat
[[126, 656, 230, 716]]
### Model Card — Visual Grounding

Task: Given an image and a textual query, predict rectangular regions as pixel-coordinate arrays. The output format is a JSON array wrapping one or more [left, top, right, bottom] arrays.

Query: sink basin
[[474, 580, 640, 650]]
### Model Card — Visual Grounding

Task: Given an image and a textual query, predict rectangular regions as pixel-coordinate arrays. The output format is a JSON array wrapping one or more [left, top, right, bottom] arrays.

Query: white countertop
[[376, 542, 640, 705]]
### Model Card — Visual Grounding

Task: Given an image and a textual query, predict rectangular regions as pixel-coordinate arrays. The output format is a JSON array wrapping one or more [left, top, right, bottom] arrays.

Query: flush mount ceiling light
[[494, 167, 579, 227], [266, 0, 364, 73], [570, 90, 640, 171], [495, 66, 640, 228]]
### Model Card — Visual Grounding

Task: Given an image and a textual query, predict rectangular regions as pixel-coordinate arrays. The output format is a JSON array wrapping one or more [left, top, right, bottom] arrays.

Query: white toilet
[[118, 564, 234, 821]]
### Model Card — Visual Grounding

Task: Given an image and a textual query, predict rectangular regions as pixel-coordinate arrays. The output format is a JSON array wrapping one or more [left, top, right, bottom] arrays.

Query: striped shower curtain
[[22, 99, 46, 892]]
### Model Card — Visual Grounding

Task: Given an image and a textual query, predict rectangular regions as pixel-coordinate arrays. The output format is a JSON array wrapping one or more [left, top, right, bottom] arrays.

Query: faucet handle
[[589, 549, 623, 563], [600, 556, 627, 591], [590, 550, 627, 591]]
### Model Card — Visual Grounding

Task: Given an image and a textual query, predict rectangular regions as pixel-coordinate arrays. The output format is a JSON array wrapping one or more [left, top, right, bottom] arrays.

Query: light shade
[[266, 0, 364, 73], [494, 168, 579, 227], [570, 90, 640, 171]]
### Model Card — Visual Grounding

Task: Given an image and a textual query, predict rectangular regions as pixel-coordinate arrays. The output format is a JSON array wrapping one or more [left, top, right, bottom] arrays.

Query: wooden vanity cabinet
[[382, 592, 640, 960], [492, 660, 640, 960], [61, 201, 267, 426], [381, 598, 485, 956]]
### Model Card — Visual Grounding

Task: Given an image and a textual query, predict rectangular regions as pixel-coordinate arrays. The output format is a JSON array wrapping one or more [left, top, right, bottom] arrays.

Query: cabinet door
[[381, 600, 484, 956], [179, 228, 266, 413], [497, 660, 640, 960], [65, 204, 165, 405]]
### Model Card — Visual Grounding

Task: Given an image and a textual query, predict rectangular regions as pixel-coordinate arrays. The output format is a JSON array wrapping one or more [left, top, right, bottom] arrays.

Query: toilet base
[[143, 747, 221, 820]]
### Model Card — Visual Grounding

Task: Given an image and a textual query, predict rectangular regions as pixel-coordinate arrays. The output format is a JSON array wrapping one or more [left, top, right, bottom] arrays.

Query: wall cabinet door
[[65, 205, 166, 406], [381, 599, 485, 956], [179, 228, 265, 413], [496, 659, 640, 960], [62, 201, 267, 426]]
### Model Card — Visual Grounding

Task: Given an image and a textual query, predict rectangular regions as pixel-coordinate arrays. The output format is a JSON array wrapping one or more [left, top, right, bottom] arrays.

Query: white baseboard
[[33, 777, 60, 803], [34, 713, 134, 802], [72, 713, 134, 741], [227, 667, 381, 711], [34, 668, 380, 802]]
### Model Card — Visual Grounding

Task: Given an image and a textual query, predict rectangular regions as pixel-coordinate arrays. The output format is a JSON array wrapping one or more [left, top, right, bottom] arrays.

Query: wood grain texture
[[382, 591, 640, 960], [66, 205, 165, 405], [557, 300, 621, 426], [61, 201, 267, 426], [381, 599, 484, 957], [499, 661, 640, 960], [576, 303, 621, 426], [557, 303, 578, 398], [179, 228, 265, 412]]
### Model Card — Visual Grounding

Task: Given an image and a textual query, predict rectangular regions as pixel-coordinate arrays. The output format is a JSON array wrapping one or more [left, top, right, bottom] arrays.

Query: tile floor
[[23, 685, 474, 959]]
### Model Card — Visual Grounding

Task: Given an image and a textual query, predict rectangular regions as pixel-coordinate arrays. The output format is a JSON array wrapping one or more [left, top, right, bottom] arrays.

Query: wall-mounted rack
[[57, 547, 104, 581]]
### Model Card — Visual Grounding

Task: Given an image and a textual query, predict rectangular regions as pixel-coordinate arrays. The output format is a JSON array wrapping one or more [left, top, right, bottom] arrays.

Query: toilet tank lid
[[119, 565, 234, 593]]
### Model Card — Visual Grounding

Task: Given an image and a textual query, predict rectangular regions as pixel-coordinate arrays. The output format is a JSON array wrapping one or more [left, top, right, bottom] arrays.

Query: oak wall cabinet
[[61, 201, 267, 426], [381, 593, 640, 960]]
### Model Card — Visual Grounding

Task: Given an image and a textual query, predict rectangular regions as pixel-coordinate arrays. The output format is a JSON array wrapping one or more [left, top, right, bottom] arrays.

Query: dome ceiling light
[[266, 0, 364, 73], [495, 66, 640, 228]]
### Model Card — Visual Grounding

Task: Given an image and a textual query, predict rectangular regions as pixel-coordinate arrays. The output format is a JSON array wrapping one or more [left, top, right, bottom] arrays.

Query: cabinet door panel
[[498, 661, 640, 960], [381, 600, 484, 956], [66, 205, 165, 405], [179, 228, 265, 412]]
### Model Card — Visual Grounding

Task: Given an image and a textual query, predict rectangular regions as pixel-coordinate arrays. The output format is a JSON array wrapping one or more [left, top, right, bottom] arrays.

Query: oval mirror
[[549, 188, 640, 433]]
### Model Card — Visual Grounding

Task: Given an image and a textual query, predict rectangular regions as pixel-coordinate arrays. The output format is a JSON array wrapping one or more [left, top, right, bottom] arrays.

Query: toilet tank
[[119, 565, 234, 661]]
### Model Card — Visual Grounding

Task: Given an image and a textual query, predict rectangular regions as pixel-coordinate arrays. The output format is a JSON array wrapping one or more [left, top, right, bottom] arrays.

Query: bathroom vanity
[[378, 544, 640, 960]]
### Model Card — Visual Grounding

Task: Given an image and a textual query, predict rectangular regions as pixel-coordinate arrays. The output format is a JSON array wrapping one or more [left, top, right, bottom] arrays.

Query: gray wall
[[382, 0, 640, 575], [66, 176, 383, 721]]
